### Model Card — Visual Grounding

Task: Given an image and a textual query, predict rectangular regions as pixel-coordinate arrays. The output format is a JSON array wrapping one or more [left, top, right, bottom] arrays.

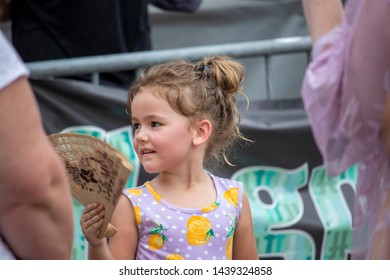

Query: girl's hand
[[80, 202, 106, 246]]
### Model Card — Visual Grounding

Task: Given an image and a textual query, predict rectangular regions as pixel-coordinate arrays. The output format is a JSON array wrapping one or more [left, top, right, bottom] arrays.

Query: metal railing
[[27, 36, 312, 97]]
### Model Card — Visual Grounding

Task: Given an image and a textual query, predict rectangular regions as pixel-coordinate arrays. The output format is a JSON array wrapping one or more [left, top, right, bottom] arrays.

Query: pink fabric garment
[[301, 0, 390, 259]]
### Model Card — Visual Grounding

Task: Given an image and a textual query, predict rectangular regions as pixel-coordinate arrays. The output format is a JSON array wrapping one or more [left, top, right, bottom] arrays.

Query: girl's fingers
[[83, 211, 105, 230], [81, 203, 104, 222], [82, 220, 104, 245], [80, 203, 105, 231], [85, 213, 104, 229], [80, 202, 107, 245]]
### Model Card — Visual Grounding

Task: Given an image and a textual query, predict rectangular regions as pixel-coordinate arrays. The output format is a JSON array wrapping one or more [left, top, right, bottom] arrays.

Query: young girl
[[80, 56, 258, 260]]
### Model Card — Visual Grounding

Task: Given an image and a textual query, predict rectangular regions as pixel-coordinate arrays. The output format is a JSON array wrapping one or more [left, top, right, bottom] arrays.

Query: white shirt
[[0, 238, 15, 260], [0, 30, 29, 90]]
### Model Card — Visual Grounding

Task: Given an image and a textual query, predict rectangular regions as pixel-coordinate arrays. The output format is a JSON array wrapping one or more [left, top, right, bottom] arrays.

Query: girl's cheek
[[133, 141, 139, 151]]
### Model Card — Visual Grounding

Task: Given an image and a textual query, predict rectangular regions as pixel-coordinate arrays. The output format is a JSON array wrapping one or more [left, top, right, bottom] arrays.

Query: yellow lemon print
[[223, 187, 238, 207], [134, 205, 141, 225], [166, 254, 185, 260], [127, 188, 143, 196], [225, 214, 236, 260], [226, 236, 233, 260], [148, 222, 168, 250], [187, 216, 214, 246], [148, 234, 165, 250], [201, 200, 220, 213]]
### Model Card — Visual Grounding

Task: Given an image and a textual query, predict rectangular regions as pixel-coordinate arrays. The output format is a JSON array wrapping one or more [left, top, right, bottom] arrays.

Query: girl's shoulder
[[209, 173, 243, 191], [122, 184, 147, 198], [209, 173, 244, 209], [122, 182, 161, 204]]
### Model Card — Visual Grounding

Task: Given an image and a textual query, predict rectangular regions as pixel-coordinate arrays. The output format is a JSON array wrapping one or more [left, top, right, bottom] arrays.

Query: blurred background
[[149, 0, 308, 101], [1, 0, 309, 101]]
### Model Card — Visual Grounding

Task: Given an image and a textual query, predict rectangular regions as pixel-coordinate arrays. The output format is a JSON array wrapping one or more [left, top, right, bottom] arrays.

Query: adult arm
[[232, 192, 258, 260], [0, 77, 73, 259], [301, 0, 344, 43], [150, 0, 202, 13]]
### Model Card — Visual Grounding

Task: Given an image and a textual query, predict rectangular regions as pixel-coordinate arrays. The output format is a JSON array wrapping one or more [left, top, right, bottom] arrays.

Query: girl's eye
[[132, 123, 141, 130], [151, 122, 161, 128]]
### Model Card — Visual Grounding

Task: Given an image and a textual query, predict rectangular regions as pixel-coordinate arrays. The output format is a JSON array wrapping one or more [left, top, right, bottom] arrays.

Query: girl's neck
[[149, 171, 216, 209], [152, 169, 210, 191]]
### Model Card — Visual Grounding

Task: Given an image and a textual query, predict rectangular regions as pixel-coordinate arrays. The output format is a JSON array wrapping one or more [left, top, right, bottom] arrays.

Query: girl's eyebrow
[[131, 114, 166, 122]]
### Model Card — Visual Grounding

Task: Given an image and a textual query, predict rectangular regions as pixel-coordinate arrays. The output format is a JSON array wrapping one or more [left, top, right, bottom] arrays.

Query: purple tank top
[[123, 173, 243, 260]]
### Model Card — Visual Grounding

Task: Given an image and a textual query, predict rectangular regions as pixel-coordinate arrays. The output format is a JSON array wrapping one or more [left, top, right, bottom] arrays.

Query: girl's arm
[[108, 195, 139, 260], [81, 203, 113, 259], [301, 0, 344, 43], [88, 240, 113, 260], [232, 192, 258, 260], [81, 195, 138, 260]]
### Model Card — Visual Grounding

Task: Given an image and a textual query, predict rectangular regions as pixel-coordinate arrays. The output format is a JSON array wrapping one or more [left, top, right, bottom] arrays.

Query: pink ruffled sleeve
[[301, 0, 390, 176]]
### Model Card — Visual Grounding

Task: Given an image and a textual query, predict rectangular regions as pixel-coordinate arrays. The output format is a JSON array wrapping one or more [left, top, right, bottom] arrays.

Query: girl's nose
[[135, 128, 148, 143]]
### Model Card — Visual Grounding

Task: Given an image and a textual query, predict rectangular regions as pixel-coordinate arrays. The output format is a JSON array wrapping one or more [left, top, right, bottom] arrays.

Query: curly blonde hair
[[127, 56, 249, 168]]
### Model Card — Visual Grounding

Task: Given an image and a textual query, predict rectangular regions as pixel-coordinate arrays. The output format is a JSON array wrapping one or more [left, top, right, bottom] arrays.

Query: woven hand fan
[[48, 133, 133, 238]]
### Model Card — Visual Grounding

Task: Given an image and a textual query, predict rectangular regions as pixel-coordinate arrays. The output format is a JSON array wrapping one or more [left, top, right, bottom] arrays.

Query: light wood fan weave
[[48, 133, 133, 238]]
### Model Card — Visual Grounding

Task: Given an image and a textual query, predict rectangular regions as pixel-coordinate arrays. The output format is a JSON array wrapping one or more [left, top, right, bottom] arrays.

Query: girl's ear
[[192, 119, 212, 146]]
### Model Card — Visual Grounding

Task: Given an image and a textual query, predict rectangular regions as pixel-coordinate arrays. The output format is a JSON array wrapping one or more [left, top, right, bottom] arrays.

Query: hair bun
[[203, 56, 245, 95]]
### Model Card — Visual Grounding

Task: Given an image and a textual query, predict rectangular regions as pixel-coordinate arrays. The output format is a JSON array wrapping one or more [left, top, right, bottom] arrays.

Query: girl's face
[[130, 88, 195, 174]]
